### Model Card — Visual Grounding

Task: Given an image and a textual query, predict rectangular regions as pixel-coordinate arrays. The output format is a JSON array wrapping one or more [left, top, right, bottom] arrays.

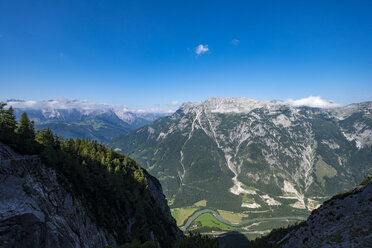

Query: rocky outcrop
[[0, 143, 117, 248], [145, 173, 174, 223], [278, 178, 372, 247]]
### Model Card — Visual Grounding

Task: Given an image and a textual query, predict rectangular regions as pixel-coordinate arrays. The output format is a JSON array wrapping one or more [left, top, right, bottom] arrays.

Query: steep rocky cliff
[[250, 177, 372, 247], [0, 142, 180, 247], [279, 178, 372, 247], [0, 143, 117, 248]]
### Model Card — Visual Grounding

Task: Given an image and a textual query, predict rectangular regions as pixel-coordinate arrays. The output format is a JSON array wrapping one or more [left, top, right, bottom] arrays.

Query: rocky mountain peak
[[180, 97, 282, 114]]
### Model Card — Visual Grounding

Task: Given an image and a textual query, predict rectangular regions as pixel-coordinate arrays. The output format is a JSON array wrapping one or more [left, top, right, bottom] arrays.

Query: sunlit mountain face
[[110, 97, 372, 236]]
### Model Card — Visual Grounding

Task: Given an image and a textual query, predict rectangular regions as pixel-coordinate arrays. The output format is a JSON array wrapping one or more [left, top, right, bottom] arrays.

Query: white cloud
[[167, 101, 179, 106], [285, 96, 340, 108], [195, 44, 209, 55], [231, 39, 239, 45]]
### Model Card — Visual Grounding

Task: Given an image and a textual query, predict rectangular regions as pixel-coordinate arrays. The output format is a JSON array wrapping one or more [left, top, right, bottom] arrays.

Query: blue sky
[[1, 0, 371, 110]]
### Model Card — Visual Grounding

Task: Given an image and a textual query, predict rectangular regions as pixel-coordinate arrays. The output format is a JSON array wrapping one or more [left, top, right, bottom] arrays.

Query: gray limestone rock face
[[0, 143, 117, 248], [145, 173, 183, 238], [279, 179, 372, 248]]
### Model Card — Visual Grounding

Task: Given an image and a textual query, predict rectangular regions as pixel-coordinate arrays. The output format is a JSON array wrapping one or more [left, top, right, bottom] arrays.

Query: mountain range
[[1, 96, 371, 247], [4, 99, 171, 142], [110, 97, 372, 233]]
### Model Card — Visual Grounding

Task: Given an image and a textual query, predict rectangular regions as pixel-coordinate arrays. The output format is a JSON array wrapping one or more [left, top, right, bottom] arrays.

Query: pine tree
[[17, 113, 35, 139], [16, 112, 36, 153], [0, 104, 17, 143], [0, 105, 17, 130], [35, 128, 55, 147]]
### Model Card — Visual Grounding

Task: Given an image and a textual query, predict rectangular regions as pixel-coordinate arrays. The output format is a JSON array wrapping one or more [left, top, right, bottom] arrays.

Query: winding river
[[180, 208, 307, 231]]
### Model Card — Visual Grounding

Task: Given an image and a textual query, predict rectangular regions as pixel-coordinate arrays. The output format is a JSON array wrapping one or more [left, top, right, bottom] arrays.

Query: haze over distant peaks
[[3, 98, 173, 142], [5, 98, 174, 114], [4, 98, 173, 126]]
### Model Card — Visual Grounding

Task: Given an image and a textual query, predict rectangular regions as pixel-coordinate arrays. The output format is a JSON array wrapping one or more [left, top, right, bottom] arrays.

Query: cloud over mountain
[[167, 101, 179, 107], [285, 96, 340, 108]]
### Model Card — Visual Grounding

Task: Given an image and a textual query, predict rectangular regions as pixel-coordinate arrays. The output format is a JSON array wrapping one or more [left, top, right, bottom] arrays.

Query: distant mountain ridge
[[110, 97, 372, 233], [4, 99, 172, 142]]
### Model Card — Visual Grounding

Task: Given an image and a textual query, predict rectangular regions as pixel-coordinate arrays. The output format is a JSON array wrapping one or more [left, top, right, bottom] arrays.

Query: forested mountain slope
[[110, 97, 372, 218], [0, 104, 181, 248]]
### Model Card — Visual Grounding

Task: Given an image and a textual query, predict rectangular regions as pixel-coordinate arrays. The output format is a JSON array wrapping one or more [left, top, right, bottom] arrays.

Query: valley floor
[[171, 204, 307, 240]]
